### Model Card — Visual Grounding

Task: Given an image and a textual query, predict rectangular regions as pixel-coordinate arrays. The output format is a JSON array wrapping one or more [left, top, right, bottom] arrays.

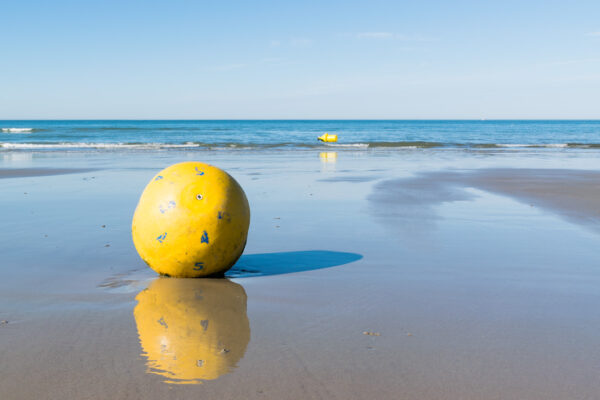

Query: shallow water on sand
[[1, 148, 600, 399]]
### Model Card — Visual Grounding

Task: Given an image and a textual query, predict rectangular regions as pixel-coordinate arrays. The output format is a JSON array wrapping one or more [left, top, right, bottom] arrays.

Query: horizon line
[[2, 118, 600, 122]]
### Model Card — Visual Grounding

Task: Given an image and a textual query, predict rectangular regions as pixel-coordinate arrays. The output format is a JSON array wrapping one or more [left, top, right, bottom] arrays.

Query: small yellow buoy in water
[[132, 161, 250, 277], [318, 133, 338, 143]]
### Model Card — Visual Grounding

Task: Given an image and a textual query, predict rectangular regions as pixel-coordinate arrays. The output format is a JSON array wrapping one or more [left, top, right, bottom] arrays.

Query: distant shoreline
[[2, 119, 600, 122]]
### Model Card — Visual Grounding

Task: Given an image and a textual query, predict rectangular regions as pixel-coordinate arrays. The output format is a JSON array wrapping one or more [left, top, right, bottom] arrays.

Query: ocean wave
[[566, 143, 600, 148], [365, 141, 600, 149], [473, 143, 595, 149], [71, 126, 235, 132], [0, 141, 356, 150], [0, 142, 203, 149], [2, 128, 34, 133], [74, 127, 146, 132], [496, 143, 568, 148], [471, 143, 501, 148], [0, 142, 312, 150], [495, 143, 594, 149], [2, 141, 600, 151], [365, 141, 444, 148], [325, 143, 370, 148]]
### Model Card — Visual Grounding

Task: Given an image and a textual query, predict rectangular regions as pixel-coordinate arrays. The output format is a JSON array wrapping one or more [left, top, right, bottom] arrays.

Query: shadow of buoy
[[134, 278, 250, 384], [227, 250, 363, 278]]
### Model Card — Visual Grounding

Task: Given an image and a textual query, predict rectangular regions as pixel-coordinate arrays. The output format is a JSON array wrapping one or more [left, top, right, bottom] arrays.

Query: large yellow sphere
[[134, 278, 250, 384], [132, 162, 250, 277]]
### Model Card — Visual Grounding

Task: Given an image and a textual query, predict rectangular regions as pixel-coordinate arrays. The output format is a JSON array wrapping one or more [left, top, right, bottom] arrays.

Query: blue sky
[[1, 0, 599, 119]]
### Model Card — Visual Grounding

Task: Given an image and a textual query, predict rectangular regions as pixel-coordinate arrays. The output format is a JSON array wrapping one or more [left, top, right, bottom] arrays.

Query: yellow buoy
[[134, 278, 250, 384], [317, 133, 338, 143], [132, 161, 250, 277]]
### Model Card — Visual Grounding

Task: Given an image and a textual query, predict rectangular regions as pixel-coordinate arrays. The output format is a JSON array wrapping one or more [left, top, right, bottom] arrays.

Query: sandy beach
[[3, 0, 600, 395], [1, 148, 600, 399]]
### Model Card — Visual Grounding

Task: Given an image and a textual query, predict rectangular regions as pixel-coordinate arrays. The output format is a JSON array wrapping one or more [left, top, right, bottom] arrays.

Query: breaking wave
[[2, 141, 600, 150], [2, 128, 34, 133]]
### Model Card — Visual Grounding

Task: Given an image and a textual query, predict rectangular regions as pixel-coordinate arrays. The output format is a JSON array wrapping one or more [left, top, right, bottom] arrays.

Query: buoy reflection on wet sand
[[319, 151, 338, 163], [134, 278, 250, 384]]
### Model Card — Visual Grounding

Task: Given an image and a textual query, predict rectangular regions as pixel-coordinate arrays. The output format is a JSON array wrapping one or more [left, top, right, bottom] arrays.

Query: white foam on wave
[[497, 143, 568, 148], [325, 143, 370, 148], [0, 142, 202, 149], [2, 128, 33, 133]]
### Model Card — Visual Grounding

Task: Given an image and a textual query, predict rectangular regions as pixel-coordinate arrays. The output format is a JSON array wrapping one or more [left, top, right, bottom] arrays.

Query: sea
[[1, 120, 600, 151]]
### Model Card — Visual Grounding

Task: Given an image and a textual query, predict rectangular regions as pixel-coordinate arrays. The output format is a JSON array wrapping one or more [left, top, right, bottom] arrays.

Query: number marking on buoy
[[158, 201, 176, 214], [195, 167, 205, 176], [193, 262, 204, 271], [156, 232, 167, 243], [217, 211, 231, 222], [201, 230, 209, 244]]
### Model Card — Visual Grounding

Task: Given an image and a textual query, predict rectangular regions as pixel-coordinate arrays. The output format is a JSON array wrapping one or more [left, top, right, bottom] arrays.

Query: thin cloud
[[355, 32, 434, 41], [357, 32, 394, 39], [207, 63, 246, 72], [586, 31, 600, 37], [290, 38, 312, 47], [268, 38, 312, 48], [543, 58, 600, 66], [260, 57, 296, 67]]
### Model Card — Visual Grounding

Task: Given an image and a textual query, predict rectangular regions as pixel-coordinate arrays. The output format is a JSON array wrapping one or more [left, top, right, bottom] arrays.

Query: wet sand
[[1, 150, 600, 399], [0, 167, 96, 179], [370, 168, 600, 231]]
